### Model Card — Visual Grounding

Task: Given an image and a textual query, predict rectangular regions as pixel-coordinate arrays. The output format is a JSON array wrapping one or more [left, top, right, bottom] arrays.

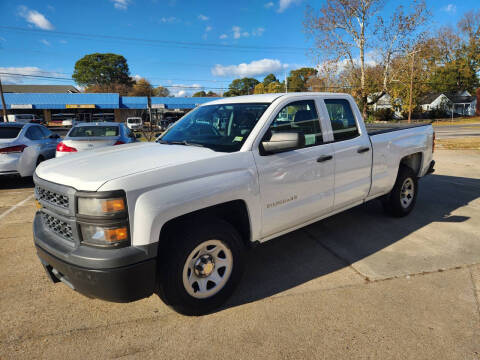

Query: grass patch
[[431, 117, 480, 126], [436, 137, 480, 150]]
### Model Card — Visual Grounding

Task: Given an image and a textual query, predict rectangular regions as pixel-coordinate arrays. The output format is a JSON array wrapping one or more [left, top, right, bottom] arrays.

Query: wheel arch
[[158, 200, 253, 251], [399, 152, 423, 176]]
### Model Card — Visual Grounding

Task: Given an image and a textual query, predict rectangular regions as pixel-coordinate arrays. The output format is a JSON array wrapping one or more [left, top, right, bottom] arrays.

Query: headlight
[[80, 223, 129, 247], [77, 197, 126, 216], [76, 191, 130, 248]]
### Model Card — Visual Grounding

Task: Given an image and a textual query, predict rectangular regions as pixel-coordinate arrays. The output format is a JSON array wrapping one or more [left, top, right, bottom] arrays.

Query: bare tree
[[305, 0, 384, 117], [374, 0, 429, 94]]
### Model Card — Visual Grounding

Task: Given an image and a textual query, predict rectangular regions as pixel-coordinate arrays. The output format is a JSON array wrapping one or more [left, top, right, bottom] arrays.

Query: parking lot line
[[0, 193, 34, 221]]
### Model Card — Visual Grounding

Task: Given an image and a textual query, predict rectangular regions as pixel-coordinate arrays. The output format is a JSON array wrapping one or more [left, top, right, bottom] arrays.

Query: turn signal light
[[104, 227, 128, 242], [56, 142, 77, 153], [0, 144, 27, 153], [101, 198, 126, 213]]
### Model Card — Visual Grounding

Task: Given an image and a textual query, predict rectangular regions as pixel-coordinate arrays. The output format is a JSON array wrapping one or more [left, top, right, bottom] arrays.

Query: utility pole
[[0, 77, 8, 122], [407, 50, 420, 124], [285, 71, 288, 93]]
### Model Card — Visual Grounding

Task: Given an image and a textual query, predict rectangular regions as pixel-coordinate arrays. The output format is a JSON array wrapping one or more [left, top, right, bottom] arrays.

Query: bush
[[373, 108, 394, 121]]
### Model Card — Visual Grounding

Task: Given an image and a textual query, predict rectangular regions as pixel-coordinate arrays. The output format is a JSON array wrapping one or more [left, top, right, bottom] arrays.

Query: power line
[[0, 26, 307, 54], [0, 72, 228, 90]]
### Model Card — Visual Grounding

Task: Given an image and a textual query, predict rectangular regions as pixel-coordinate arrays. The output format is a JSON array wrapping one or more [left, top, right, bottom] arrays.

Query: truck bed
[[366, 122, 431, 136]]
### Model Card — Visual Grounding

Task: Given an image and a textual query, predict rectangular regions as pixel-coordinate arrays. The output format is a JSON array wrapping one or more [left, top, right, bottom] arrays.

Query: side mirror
[[135, 133, 142, 139], [261, 132, 304, 154]]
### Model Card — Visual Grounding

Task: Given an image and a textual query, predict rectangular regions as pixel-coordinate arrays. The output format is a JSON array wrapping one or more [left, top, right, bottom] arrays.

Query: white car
[[126, 117, 143, 130], [7, 114, 44, 124], [33, 93, 435, 315], [0, 123, 60, 177], [56, 122, 137, 157]]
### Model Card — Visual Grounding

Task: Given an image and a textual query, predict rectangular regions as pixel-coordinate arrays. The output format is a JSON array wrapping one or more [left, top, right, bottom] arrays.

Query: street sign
[[66, 104, 95, 109], [11, 104, 33, 109]]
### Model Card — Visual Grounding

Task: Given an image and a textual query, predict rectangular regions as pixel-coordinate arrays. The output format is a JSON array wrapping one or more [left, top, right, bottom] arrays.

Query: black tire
[[382, 165, 418, 217], [36, 156, 45, 167], [156, 218, 245, 316]]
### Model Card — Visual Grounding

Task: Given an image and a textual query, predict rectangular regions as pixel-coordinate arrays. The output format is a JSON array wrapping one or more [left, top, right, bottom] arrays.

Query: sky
[[0, 0, 476, 96]]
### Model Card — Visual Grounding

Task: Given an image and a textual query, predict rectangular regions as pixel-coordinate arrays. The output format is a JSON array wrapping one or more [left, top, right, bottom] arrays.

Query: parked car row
[[0, 122, 141, 178]]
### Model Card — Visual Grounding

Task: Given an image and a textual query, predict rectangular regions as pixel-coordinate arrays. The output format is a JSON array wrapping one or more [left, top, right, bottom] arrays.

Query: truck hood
[[35, 142, 223, 191]]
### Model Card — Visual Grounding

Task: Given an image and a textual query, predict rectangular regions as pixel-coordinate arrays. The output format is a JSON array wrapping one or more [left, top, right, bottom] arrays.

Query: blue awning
[[120, 96, 148, 109], [1, 93, 119, 109]]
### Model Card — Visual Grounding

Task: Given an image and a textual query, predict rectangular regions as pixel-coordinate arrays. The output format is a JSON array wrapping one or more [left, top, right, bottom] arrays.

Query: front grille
[[36, 186, 69, 209], [42, 213, 73, 242]]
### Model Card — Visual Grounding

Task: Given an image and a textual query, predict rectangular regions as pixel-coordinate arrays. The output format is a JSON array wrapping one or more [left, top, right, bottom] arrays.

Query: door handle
[[317, 155, 333, 163], [357, 147, 370, 154]]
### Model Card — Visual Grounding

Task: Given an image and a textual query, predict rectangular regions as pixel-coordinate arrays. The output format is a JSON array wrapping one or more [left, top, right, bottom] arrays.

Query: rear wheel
[[382, 165, 418, 217], [156, 218, 245, 315]]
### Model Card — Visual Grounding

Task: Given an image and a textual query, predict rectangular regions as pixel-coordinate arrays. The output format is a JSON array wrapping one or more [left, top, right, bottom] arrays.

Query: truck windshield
[[158, 103, 270, 152]]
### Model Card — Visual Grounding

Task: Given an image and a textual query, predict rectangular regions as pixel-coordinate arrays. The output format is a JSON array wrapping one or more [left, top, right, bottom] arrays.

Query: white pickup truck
[[33, 93, 435, 315]]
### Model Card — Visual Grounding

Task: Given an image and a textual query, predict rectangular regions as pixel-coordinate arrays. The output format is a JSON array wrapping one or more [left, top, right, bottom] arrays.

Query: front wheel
[[382, 165, 418, 217], [156, 218, 245, 315]]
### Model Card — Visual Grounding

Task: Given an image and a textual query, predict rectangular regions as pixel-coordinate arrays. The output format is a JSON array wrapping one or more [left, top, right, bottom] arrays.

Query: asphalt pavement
[[0, 149, 479, 359], [433, 123, 480, 139]]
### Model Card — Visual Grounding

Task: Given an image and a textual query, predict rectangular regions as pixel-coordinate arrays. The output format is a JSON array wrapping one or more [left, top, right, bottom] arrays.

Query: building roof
[[420, 91, 476, 105], [151, 96, 222, 109], [2, 93, 119, 109], [2, 85, 80, 93], [121, 96, 148, 109]]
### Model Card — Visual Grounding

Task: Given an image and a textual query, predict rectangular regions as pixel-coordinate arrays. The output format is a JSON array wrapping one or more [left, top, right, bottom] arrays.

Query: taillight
[[0, 144, 27, 153], [56, 142, 77, 152], [432, 132, 435, 153], [114, 140, 125, 145]]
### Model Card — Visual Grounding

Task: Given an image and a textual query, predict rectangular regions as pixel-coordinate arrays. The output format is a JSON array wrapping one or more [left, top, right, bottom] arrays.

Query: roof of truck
[[204, 92, 351, 105]]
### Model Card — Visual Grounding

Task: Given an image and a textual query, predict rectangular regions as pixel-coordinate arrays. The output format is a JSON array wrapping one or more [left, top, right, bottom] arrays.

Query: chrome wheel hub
[[194, 254, 215, 277], [400, 178, 415, 209], [182, 239, 233, 299]]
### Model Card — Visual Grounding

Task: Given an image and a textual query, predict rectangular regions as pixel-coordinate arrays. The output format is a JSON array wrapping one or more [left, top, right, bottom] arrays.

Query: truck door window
[[324, 99, 359, 141], [264, 100, 322, 148]]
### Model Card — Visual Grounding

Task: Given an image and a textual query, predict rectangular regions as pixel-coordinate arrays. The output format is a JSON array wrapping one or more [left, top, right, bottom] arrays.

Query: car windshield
[[68, 126, 119, 137], [0, 127, 22, 139], [158, 103, 270, 152]]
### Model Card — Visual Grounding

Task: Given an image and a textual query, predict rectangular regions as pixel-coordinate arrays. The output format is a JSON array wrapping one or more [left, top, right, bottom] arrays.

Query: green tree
[[254, 83, 265, 94], [206, 91, 219, 97], [72, 53, 133, 87], [192, 90, 207, 97], [225, 77, 260, 96], [129, 78, 153, 96], [263, 73, 278, 87], [267, 81, 284, 93], [154, 86, 170, 97], [287, 67, 318, 92]]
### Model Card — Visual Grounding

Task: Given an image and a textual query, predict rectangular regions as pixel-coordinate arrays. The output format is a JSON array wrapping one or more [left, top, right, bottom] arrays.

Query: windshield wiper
[[157, 140, 204, 147]]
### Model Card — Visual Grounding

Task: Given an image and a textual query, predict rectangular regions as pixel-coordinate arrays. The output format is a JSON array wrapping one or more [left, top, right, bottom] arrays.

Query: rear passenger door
[[254, 98, 335, 238], [322, 98, 372, 210]]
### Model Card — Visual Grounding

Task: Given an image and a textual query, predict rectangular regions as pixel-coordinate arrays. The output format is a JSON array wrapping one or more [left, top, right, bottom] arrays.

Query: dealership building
[[1, 86, 220, 124]]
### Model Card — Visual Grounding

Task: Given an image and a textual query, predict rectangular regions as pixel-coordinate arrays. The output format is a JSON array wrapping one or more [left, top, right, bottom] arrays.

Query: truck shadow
[[0, 176, 35, 189], [224, 174, 479, 310]]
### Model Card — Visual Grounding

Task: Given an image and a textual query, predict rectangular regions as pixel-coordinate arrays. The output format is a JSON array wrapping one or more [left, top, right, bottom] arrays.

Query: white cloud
[[0, 67, 63, 84], [219, 34, 228, 39], [59, 39, 67, 44], [40, 39, 51, 46], [232, 26, 250, 39], [17, 6, 54, 30], [169, 83, 202, 97], [205, 26, 212, 32], [264, 2, 274, 8], [111, 0, 129, 10], [160, 16, 178, 23], [212, 59, 288, 77], [278, 0, 302, 13], [442, 4, 456, 13], [252, 27, 265, 36], [198, 14, 209, 21]]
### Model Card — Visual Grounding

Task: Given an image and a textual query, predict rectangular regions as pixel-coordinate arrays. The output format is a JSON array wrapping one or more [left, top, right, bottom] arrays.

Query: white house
[[420, 90, 477, 116], [368, 92, 403, 118]]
